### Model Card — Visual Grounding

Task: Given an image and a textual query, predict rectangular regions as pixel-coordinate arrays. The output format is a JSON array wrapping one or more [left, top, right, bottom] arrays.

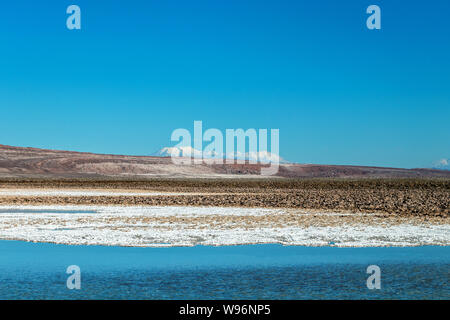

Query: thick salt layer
[[0, 205, 447, 247]]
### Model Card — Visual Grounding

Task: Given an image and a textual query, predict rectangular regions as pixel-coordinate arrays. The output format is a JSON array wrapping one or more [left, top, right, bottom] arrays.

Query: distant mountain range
[[152, 146, 289, 164], [1, 144, 449, 179], [432, 158, 450, 171]]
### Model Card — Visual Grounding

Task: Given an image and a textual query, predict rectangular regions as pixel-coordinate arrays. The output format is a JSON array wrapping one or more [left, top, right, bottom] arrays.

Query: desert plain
[[0, 177, 448, 247]]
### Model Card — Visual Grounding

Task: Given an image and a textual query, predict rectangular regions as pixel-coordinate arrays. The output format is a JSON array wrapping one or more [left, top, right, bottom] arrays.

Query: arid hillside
[[0, 144, 449, 179]]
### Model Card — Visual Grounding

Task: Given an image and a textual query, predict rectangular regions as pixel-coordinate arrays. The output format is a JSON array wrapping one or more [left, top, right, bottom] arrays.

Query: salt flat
[[0, 205, 447, 247], [0, 189, 186, 197]]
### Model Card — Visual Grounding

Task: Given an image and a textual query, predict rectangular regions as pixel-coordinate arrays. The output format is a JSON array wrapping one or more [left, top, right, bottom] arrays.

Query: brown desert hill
[[0, 144, 449, 179]]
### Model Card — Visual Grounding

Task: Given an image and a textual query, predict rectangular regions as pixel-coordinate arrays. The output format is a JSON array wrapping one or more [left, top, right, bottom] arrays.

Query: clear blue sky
[[0, 0, 449, 168]]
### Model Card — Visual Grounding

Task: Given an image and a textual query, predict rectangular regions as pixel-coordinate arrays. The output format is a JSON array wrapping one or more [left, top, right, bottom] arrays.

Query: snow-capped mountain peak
[[432, 158, 450, 170], [153, 147, 288, 164]]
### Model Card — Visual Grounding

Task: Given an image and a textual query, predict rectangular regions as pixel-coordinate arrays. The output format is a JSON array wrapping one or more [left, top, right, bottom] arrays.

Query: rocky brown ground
[[0, 178, 448, 217]]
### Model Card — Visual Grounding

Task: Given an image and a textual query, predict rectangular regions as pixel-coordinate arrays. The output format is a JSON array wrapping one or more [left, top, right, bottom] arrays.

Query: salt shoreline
[[0, 205, 448, 248]]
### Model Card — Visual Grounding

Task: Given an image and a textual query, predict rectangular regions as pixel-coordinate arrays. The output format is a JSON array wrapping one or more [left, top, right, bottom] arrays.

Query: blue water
[[0, 241, 448, 299]]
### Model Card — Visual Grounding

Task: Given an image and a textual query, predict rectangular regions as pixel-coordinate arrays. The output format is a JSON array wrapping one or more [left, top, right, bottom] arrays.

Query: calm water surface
[[0, 241, 448, 299]]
